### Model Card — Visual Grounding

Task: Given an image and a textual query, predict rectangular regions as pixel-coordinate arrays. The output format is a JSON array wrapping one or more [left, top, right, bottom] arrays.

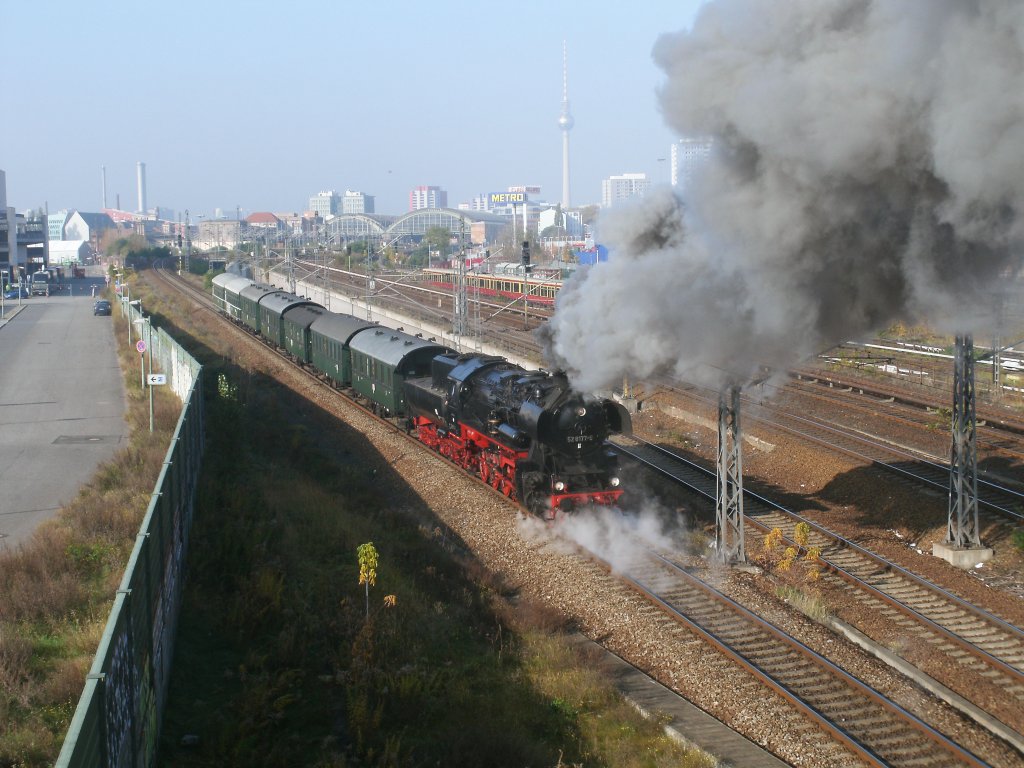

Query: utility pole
[[947, 335, 980, 548], [183, 210, 191, 276], [320, 227, 331, 311], [454, 221, 468, 342], [146, 316, 154, 432], [287, 236, 296, 294], [932, 334, 994, 568], [992, 291, 1004, 400], [716, 384, 746, 564], [521, 239, 531, 330]]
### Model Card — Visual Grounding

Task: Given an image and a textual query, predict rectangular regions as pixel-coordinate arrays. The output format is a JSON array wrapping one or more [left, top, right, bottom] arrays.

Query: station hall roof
[[325, 207, 506, 241]]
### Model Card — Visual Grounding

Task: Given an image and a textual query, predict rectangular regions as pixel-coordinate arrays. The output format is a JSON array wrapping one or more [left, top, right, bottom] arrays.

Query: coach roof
[[310, 312, 379, 346], [348, 326, 450, 369]]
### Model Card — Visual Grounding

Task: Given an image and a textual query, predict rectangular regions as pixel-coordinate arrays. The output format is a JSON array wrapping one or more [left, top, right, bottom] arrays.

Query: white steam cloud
[[541, 0, 1024, 392], [518, 502, 685, 575]]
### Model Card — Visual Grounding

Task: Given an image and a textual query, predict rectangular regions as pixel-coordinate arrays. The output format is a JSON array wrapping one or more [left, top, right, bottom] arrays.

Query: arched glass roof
[[325, 208, 506, 243]]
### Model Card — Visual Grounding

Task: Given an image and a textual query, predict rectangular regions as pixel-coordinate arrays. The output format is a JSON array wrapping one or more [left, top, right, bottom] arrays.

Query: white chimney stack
[[137, 161, 147, 214]]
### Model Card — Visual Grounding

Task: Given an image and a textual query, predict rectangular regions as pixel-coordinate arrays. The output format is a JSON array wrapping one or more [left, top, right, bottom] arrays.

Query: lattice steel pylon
[[454, 225, 468, 344], [319, 244, 331, 311], [286, 240, 296, 295], [947, 334, 981, 548], [716, 385, 746, 563]]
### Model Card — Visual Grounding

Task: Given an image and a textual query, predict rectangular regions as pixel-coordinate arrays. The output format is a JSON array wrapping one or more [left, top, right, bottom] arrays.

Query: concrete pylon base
[[932, 541, 994, 569], [615, 395, 640, 414]]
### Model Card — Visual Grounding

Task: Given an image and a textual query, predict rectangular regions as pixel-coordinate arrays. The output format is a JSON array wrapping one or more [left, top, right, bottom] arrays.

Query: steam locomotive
[[405, 353, 631, 516], [212, 272, 631, 517]]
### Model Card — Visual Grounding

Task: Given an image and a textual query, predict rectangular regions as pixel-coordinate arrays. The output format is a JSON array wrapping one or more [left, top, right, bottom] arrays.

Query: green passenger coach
[[347, 327, 450, 416], [309, 313, 379, 387], [259, 291, 322, 349]]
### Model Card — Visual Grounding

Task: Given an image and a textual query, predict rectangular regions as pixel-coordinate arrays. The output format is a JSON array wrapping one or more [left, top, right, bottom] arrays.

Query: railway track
[[815, 342, 1024, 417], [599, 544, 993, 767], [614, 434, 1024, 752], [655, 378, 1024, 524], [148, 265, 1020, 765], [784, 369, 1024, 467]]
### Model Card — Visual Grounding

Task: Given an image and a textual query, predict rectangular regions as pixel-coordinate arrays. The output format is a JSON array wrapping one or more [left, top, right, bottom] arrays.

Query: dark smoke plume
[[541, 0, 1024, 392]]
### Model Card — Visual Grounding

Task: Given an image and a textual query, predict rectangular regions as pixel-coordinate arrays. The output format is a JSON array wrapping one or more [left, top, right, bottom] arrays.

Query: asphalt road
[[0, 281, 126, 550]]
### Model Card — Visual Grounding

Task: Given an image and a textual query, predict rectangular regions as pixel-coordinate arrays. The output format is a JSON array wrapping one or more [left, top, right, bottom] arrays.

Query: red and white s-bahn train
[[420, 265, 563, 308]]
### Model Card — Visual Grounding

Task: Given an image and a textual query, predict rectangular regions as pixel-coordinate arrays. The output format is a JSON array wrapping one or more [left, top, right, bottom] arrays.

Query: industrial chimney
[[137, 161, 147, 214]]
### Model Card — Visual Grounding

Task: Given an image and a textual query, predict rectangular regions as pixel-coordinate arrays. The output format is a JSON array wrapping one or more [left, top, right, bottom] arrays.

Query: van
[[30, 272, 50, 296]]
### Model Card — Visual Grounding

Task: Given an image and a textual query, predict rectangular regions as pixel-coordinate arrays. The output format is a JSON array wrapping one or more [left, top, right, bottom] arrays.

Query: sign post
[[146, 319, 154, 433]]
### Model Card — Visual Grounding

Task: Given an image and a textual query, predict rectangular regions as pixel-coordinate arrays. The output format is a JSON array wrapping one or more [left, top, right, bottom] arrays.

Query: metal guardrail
[[55, 308, 205, 768]]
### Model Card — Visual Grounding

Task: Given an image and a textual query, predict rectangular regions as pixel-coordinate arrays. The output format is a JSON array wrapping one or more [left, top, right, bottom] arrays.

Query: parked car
[[3, 286, 29, 299], [93, 300, 112, 316]]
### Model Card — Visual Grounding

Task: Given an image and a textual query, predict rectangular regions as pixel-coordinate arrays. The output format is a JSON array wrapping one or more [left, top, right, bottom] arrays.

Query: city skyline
[[0, 1, 707, 219]]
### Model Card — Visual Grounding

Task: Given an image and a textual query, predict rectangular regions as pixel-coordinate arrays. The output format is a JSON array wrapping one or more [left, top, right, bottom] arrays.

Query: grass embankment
[[2, 271, 714, 767], [0, 284, 181, 766]]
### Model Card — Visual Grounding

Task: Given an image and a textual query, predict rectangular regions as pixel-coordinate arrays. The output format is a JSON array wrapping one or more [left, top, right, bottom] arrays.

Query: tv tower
[[558, 41, 574, 209]]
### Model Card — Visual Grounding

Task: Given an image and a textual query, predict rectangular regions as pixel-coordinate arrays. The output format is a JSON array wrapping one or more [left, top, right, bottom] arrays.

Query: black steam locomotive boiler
[[403, 352, 632, 518]]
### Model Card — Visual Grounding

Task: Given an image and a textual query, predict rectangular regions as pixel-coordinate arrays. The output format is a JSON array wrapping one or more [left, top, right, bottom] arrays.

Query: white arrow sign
[[147, 374, 167, 386]]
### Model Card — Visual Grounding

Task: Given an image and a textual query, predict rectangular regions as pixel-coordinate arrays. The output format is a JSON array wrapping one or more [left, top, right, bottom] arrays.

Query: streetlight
[[124, 285, 133, 345], [129, 300, 142, 388], [133, 312, 154, 432]]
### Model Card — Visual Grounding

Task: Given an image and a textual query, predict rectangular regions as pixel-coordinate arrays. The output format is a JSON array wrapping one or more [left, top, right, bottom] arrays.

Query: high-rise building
[[671, 137, 714, 190], [461, 194, 489, 212], [601, 173, 650, 208], [409, 185, 447, 211], [0, 169, 49, 277], [558, 41, 574, 210], [308, 190, 340, 217], [342, 190, 375, 214]]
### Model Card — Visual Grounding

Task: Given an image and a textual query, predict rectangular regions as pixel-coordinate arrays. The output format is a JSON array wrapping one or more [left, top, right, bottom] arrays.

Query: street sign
[[147, 374, 167, 386], [136, 339, 146, 354]]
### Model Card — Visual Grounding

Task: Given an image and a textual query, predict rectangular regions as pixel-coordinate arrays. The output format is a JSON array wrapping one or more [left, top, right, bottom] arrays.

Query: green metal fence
[[56, 304, 204, 768]]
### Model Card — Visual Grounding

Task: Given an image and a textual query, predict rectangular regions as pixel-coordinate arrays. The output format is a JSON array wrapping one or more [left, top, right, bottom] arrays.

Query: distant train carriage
[[348, 326, 451, 416], [237, 284, 283, 334], [212, 273, 255, 319], [421, 266, 561, 307], [259, 292, 323, 349], [309, 313, 380, 387]]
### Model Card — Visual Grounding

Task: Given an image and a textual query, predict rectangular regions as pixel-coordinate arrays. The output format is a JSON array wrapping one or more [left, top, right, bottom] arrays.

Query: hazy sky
[[1, 0, 707, 218]]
